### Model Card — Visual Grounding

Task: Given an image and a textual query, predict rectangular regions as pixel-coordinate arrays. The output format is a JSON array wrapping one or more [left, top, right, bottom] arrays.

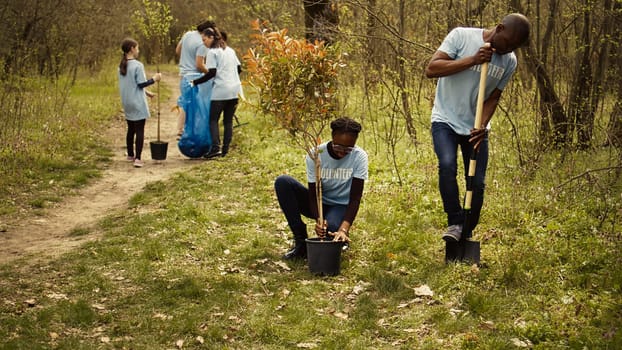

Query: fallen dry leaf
[[351, 281, 370, 295], [510, 338, 532, 348], [91, 304, 106, 311], [480, 320, 496, 330], [449, 308, 464, 315], [46, 292, 68, 300], [296, 342, 318, 348], [153, 312, 172, 320], [413, 284, 434, 297], [100, 336, 110, 344], [333, 312, 348, 320], [273, 261, 291, 271]]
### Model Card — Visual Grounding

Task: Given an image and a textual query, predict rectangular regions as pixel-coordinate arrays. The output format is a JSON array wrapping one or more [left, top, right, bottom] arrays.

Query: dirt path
[[0, 72, 200, 264]]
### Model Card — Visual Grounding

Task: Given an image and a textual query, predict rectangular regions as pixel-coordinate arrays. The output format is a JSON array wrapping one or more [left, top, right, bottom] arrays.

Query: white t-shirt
[[306, 142, 369, 206], [206, 46, 241, 101], [431, 27, 517, 135]]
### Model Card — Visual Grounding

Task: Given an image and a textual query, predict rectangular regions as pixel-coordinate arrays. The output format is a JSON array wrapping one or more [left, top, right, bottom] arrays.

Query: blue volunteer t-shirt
[[306, 142, 369, 206], [118, 60, 150, 121], [431, 27, 518, 135], [178, 31, 204, 76]]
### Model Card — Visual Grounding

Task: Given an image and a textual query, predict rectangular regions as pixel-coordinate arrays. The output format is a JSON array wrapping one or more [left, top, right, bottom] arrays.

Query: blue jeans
[[431, 122, 488, 236], [274, 175, 347, 238]]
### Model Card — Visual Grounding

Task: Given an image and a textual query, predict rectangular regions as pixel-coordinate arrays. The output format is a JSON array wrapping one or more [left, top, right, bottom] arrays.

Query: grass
[[0, 67, 116, 219], [0, 64, 621, 349]]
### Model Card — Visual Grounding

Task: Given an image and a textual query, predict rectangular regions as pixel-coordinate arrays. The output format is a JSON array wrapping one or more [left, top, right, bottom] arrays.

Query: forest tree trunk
[[606, 0, 622, 147], [523, 44, 568, 147], [303, 0, 339, 44], [397, 0, 416, 144], [569, 1, 595, 149]]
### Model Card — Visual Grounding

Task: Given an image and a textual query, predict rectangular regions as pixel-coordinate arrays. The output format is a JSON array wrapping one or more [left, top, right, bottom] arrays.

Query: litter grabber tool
[[445, 56, 489, 265], [233, 114, 248, 128]]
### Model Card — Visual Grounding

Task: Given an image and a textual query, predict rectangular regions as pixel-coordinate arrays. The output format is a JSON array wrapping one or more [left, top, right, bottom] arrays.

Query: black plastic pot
[[305, 238, 344, 276], [150, 141, 168, 160]]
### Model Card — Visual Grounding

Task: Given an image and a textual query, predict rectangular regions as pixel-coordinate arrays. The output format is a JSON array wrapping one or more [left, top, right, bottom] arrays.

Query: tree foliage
[[244, 19, 344, 222], [244, 20, 343, 154], [131, 0, 174, 66]]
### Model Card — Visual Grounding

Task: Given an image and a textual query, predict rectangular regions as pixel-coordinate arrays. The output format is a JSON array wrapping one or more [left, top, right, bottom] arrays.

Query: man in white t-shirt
[[425, 13, 530, 242]]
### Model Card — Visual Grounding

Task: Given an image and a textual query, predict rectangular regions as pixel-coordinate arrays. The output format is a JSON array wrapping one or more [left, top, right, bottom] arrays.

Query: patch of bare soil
[[0, 72, 200, 264]]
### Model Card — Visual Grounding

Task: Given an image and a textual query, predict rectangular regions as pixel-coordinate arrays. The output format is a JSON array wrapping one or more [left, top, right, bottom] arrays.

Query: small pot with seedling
[[244, 21, 346, 275]]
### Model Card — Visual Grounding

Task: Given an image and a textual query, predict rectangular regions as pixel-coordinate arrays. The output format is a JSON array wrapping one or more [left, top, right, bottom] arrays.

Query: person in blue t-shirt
[[274, 117, 369, 260], [118, 38, 161, 168], [175, 20, 215, 139], [425, 13, 530, 242]]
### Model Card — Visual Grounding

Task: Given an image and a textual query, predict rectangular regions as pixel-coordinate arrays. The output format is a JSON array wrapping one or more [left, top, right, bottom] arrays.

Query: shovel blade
[[461, 240, 480, 264], [445, 240, 480, 265], [445, 240, 464, 263]]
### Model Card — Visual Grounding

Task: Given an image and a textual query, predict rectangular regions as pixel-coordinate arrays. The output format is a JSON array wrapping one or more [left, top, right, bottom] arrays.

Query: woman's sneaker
[[126, 156, 135, 162], [442, 224, 462, 242], [133, 159, 144, 168], [203, 150, 222, 159]]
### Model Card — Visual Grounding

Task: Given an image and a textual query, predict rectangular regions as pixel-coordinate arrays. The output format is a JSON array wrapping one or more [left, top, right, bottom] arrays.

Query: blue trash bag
[[178, 77, 212, 158]]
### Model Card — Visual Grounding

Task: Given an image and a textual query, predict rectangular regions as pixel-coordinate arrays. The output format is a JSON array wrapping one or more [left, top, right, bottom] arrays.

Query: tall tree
[[569, 0, 595, 149], [606, 0, 622, 147], [303, 0, 339, 44]]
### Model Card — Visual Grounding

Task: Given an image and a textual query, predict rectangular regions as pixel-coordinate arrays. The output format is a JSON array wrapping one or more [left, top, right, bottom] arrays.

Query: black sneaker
[[442, 224, 462, 242], [204, 150, 222, 159], [282, 245, 307, 260]]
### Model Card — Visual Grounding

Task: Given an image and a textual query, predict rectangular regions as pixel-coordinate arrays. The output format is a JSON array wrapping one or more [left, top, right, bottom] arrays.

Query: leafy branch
[[131, 0, 173, 64], [244, 20, 344, 227]]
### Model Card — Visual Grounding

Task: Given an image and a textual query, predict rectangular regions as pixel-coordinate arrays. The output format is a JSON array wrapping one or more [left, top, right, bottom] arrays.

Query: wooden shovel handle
[[464, 57, 489, 209], [474, 61, 488, 130]]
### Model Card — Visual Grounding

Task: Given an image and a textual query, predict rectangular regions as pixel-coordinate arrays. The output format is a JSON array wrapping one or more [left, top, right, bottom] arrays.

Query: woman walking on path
[[118, 38, 161, 168]]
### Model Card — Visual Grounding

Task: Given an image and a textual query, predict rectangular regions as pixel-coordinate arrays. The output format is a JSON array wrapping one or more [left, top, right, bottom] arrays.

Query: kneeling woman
[[274, 117, 369, 260]]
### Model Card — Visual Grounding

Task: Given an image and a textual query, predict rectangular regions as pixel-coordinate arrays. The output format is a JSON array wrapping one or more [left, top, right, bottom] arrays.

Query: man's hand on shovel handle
[[469, 128, 488, 150]]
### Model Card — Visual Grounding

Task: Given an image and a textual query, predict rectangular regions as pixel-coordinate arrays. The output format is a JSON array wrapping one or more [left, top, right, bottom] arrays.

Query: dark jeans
[[274, 175, 347, 238], [209, 98, 238, 155], [126, 119, 146, 160], [431, 122, 488, 235]]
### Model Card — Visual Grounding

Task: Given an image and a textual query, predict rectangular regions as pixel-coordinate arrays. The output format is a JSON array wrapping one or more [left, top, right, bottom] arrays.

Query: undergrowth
[[0, 64, 620, 349]]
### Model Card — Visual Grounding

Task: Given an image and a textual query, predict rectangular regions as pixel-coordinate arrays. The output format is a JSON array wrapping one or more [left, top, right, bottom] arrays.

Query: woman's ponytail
[[119, 38, 138, 76]]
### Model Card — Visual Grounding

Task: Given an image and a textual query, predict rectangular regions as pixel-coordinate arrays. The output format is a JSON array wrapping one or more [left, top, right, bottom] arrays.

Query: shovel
[[445, 58, 488, 265]]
